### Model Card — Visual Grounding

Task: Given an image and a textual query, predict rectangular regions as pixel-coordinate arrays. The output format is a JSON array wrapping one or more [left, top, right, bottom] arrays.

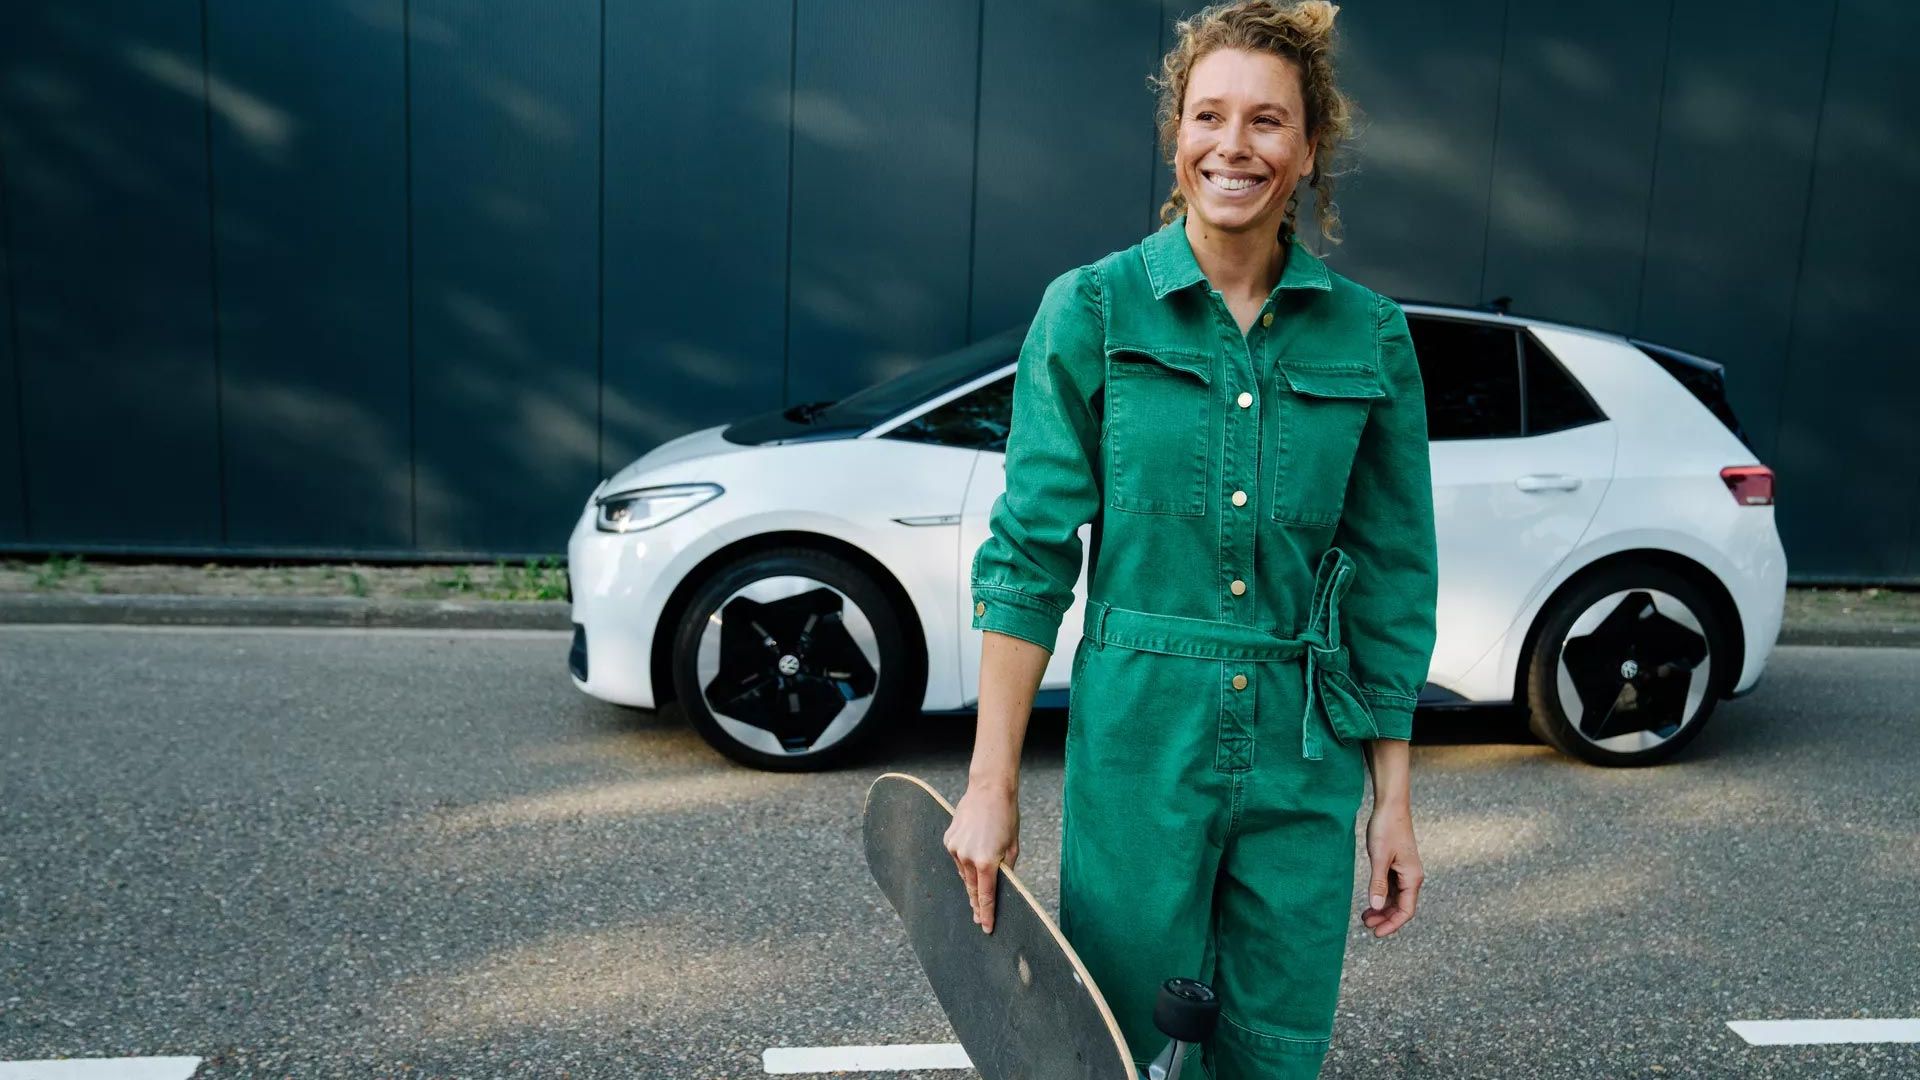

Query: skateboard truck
[[1143, 977, 1219, 1080]]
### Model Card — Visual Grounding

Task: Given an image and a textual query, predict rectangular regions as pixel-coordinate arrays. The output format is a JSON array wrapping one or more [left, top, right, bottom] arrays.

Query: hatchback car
[[566, 302, 1784, 770]]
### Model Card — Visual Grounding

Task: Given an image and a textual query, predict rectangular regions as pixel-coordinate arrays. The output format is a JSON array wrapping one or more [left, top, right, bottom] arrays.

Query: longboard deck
[[862, 772, 1135, 1080]]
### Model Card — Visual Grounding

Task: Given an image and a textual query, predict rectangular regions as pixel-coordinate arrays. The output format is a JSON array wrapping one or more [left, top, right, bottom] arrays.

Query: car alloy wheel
[[1556, 587, 1710, 754], [671, 547, 918, 771], [696, 573, 880, 758], [1526, 563, 1728, 766]]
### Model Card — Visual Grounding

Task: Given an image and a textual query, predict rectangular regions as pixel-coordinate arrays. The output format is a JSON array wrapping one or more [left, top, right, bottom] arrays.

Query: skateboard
[[862, 772, 1219, 1080]]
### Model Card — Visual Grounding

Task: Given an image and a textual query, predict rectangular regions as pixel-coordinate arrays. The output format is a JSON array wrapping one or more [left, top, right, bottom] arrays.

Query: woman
[[945, 1, 1436, 1076]]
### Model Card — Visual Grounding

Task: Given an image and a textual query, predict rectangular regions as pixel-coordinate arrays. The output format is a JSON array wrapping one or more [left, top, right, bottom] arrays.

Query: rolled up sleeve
[[1333, 295, 1440, 739], [968, 264, 1106, 653]]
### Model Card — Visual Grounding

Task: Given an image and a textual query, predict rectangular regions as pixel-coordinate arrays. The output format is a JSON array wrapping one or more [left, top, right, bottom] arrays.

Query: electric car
[[566, 303, 1785, 771]]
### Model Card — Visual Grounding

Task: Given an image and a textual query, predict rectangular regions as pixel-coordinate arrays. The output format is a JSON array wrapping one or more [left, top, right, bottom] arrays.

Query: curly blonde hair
[[1148, 0, 1359, 247]]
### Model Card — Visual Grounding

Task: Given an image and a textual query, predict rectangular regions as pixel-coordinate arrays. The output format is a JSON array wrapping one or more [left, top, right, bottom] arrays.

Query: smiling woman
[[951, 3, 1439, 1079]]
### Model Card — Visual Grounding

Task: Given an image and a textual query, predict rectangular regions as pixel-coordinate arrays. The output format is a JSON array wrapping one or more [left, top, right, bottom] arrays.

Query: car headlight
[[594, 482, 723, 533]]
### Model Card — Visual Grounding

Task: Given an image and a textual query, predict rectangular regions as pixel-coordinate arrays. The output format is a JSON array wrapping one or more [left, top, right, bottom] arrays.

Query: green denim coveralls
[[968, 213, 1439, 1079]]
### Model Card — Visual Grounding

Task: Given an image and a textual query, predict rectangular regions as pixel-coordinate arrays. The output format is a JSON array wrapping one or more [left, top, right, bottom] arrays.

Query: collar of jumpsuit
[[1139, 210, 1332, 301], [969, 209, 1439, 761]]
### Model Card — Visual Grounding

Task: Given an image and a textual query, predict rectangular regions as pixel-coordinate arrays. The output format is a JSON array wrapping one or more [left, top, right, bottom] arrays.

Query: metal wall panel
[[1482, 1, 1670, 328], [0, 0, 1915, 580], [1636, 0, 1831, 463], [970, 0, 1162, 339], [408, 0, 601, 553], [601, 0, 791, 476], [0, 0, 220, 546], [1146, 0, 1212, 234], [1332, 0, 1506, 303], [0, 167, 22, 541], [206, 0, 411, 550], [1774, 0, 1920, 580], [786, 0, 979, 403]]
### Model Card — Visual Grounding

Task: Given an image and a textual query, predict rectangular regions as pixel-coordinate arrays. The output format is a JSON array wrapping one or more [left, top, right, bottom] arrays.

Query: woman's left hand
[[1361, 801, 1423, 938]]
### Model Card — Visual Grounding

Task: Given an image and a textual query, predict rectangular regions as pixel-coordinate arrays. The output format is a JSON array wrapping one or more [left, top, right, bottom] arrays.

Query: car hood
[[601, 425, 743, 491], [601, 407, 869, 493], [722, 404, 870, 446]]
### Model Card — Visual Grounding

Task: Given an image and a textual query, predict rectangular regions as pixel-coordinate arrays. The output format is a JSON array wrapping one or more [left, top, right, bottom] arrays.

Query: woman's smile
[[1203, 169, 1269, 196]]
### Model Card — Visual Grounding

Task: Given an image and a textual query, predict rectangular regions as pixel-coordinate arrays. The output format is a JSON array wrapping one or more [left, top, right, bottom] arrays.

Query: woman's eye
[[1192, 112, 1278, 125]]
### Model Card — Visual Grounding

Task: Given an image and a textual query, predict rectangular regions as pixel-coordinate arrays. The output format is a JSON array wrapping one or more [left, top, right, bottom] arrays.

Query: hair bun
[[1294, 0, 1338, 37]]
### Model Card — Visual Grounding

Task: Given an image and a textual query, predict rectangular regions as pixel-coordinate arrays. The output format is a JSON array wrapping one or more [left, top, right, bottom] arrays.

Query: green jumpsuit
[[968, 213, 1439, 1079]]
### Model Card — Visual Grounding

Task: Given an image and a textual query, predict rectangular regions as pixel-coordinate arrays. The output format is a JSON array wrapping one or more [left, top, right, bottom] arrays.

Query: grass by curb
[[1, 555, 569, 602]]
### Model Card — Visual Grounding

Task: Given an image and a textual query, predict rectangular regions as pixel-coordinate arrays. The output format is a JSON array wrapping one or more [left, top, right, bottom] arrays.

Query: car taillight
[[1721, 465, 1774, 506]]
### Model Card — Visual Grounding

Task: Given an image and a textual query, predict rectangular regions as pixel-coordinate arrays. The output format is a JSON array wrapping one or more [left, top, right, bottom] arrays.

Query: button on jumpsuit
[[969, 213, 1439, 1079]]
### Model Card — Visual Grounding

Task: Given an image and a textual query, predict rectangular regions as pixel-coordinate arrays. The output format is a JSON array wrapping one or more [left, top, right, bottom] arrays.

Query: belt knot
[[1300, 547, 1379, 760]]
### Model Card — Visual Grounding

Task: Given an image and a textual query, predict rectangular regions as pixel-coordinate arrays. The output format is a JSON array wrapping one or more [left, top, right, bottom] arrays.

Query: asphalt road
[[1, 627, 1915, 1079]]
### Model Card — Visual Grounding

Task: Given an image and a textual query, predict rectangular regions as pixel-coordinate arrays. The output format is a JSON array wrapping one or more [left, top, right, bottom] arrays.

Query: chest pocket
[[1270, 359, 1384, 527], [1103, 343, 1215, 516]]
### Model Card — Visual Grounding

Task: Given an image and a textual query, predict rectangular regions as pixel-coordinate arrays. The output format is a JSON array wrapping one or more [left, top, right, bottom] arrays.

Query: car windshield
[[813, 325, 1025, 426]]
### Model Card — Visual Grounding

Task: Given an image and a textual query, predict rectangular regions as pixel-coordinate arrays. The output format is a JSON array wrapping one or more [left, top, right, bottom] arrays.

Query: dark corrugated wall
[[0, 0, 1913, 581]]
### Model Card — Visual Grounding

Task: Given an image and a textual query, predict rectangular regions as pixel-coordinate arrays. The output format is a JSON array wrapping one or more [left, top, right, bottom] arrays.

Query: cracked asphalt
[[0, 626, 1915, 1078]]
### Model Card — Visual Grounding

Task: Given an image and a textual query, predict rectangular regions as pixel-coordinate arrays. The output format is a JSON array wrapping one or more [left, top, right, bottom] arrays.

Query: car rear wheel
[[1524, 562, 1729, 766], [670, 547, 920, 771]]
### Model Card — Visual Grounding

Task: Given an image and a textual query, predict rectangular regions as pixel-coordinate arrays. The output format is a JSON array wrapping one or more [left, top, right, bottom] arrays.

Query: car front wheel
[[670, 547, 920, 771], [1525, 562, 1730, 766]]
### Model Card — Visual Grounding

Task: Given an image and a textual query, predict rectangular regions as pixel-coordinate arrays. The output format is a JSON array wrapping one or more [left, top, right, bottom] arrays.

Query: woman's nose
[[1217, 119, 1251, 156]]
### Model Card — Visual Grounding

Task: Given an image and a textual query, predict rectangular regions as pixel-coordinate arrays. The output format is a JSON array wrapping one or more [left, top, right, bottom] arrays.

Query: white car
[[566, 304, 1785, 771]]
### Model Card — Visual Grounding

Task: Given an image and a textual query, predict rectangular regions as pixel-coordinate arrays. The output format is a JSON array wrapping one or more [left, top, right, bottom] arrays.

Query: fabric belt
[[1081, 546, 1378, 760]]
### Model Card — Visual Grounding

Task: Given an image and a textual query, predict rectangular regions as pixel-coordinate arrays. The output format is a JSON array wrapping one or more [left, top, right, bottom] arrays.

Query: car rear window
[[1408, 317, 1522, 439], [1523, 332, 1605, 434]]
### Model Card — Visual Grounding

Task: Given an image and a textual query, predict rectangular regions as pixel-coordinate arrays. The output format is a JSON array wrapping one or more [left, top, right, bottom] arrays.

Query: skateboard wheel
[[1153, 977, 1220, 1044]]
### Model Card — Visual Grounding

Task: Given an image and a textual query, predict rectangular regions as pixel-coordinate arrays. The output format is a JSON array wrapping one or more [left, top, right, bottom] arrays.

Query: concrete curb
[[0, 593, 572, 630], [1775, 623, 1918, 649], [0, 594, 1915, 647]]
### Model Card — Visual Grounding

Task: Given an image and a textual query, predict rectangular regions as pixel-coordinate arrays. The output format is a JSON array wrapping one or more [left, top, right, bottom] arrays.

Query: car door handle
[[1515, 473, 1582, 492]]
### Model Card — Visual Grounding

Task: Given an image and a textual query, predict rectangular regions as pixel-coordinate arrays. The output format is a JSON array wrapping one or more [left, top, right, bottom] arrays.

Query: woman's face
[[1174, 47, 1316, 237]]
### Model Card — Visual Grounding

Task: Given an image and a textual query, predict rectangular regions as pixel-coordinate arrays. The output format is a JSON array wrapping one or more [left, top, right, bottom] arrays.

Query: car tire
[[670, 546, 920, 772], [1524, 562, 1730, 767]]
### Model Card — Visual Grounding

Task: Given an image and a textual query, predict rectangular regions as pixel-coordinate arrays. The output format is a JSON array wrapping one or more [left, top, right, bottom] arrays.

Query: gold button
[[1232, 673, 1248, 690], [975, 601, 986, 616], [1230, 579, 1246, 596], [1231, 489, 1247, 506], [1261, 312, 1274, 328]]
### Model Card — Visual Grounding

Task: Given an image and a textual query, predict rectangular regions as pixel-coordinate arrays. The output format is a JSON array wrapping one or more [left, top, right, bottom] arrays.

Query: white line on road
[[0, 1059, 202, 1079], [763, 1044, 972, 1073], [1728, 1018, 1920, 1045]]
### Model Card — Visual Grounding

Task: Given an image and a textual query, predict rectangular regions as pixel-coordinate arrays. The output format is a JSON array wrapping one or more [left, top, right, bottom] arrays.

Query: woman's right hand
[[943, 780, 1020, 933]]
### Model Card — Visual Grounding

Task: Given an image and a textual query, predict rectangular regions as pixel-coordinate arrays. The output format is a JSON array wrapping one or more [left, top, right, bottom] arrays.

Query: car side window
[[882, 372, 1014, 452], [1408, 316, 1523, 440], [1522, 331, 1606, 434]]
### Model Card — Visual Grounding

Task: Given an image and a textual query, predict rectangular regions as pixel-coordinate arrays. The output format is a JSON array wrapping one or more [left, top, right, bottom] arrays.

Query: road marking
[[0, 1059, 202, 1079], [1727, 1018, 1920, 1045], [763, 1044, 971, 1073]]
